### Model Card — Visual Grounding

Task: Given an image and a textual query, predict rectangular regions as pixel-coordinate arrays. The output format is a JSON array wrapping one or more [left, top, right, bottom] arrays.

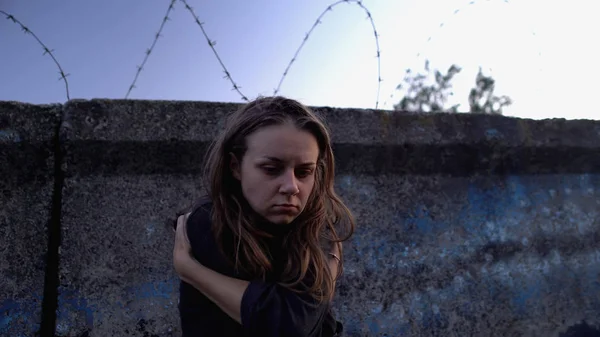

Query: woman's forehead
[[249, 146, 318, 163], [246, 125, 316, 146], [244, 126, 319, 161]]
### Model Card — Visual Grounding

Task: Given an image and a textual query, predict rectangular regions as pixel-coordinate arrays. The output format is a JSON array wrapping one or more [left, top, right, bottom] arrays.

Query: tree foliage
[[394, 60, 512, 114]]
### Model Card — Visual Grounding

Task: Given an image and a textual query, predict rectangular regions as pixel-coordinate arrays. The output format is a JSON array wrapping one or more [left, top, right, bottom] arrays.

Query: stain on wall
[[335, 173, 600, 336], [54, 279, 179, 336], [0, 294, 42, 337]]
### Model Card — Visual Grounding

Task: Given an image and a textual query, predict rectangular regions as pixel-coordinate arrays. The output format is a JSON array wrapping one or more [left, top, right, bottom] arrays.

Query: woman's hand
[[331, 241, 341, 258], [171, 211, 248, 323], [173, 212, 193, 276], [328, 241, 342, 280]]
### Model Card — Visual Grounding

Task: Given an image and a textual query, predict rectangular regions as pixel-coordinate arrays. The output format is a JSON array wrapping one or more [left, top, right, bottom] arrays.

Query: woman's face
[[230, 123, 319, 225]]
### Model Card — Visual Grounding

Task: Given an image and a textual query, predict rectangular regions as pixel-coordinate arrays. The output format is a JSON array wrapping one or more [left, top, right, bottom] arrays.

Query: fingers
[[175, 214, 186, 240], [174, 212, 192, 250], [174, 212, 191, 232], [176, 214, 184, 230]]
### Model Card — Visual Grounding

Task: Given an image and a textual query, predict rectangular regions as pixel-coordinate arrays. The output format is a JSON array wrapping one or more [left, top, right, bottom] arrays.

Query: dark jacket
[[178, 200, 344, 337]]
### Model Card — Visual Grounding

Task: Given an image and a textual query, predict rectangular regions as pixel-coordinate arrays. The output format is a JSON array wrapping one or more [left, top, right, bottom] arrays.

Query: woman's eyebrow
[[298, 162, 317, 167], [262, 156, 283, 162], [262, 156, 315, 166]]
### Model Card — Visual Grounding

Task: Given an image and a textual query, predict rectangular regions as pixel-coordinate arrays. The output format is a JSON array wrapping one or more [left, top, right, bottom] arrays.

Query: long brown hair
[[202, 96, 355, 303]]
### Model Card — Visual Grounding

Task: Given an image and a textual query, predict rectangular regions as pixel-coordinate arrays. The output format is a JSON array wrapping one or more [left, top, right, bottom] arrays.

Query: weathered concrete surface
[[2, 98, 600, 336], [55, 99, 600, 336], [0, 102, 60, 336], [57, 100, 228, 336], [334, 173, 600, 336], [57, 99, 600, 177], [57, 175, 197, 336]]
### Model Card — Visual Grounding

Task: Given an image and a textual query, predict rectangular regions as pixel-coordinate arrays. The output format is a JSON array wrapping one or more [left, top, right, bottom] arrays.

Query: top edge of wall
[[2, 99, 599, 148]]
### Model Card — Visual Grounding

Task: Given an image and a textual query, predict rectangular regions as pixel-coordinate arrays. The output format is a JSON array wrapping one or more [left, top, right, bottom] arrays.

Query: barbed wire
[[273, 0, 382, 109], [3, 1, 542, 110], [180, 0, 248, 101], [381, 0, 543, 110], [1, 10, 71, 101], [125, 0, 177, 99]]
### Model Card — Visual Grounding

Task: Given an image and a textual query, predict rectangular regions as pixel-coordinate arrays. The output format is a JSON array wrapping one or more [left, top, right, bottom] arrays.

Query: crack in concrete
[[39, 110, 65, 337]]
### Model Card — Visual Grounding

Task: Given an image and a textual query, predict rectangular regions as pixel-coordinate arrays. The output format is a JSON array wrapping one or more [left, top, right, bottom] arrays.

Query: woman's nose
[[279, 170, 299, 195]]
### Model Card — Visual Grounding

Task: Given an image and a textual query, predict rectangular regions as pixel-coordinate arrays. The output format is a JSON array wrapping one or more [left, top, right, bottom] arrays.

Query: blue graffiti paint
[[368, 319, 380, 335], [123, 278, 179, 303], [356, 235, 408, 270], [0, 129, 21, 142], [341, 175, 353, 190], [377, 175, 558, 255], [358, 185, 377, 203], [145, 222, 156, 238], [342, 319, 359, 335], [485, 128, 502, 139], [421, 309, 447, 330], [357, 176, 548, 269], [57, 279, 179, 334], [395, 324, 410, 336], [0, 296, 41, 336], [511, 280, 544, 316], [344, 174, 600, 334], [457, 175, 565, 244], [0, 300, 18, 332], [56, 287, 99, 330], [370, 304, 383, 315], [402, 205, 445, 236]]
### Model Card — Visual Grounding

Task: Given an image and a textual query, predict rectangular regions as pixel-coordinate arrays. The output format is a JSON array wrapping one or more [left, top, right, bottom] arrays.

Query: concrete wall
[[1, 99, 599, 336], [1, 102, 61, 337]]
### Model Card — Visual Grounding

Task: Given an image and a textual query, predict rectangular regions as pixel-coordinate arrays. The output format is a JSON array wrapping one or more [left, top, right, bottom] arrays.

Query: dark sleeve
[[186, 200, 242, 278], [186, 202, 212, 265], [241, 281, 330, 337], [186, 200, 228, 270]]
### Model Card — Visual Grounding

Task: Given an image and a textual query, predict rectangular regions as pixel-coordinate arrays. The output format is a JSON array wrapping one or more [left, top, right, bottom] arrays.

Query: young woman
[[172, 96, 355, 336]]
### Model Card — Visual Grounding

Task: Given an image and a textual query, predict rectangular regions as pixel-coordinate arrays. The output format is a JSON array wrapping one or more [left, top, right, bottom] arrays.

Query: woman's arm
[[328, 241, 342, 285], [175, 253, 248, 323], [174, 213, 247, 323], [174, 214, 334, 336]]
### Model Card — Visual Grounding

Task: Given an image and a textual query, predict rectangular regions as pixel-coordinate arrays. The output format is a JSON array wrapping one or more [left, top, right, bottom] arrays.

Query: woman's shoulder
[[187, 196, 213, 226], [185, 196, 214, 255], [185, 196, 242, 277]]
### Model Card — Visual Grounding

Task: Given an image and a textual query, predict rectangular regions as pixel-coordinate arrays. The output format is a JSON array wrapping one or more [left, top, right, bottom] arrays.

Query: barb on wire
[[180, 0, 248, 101], [126, 0, 177, 98], [273, 0, 382, 109], [382, 0, 542, 109], [1, 10, 71, 100]]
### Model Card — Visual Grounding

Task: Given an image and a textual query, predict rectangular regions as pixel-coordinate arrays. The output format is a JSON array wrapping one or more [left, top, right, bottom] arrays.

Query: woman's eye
[[263, 167, 280, 175], [296, 169, 313, 178]]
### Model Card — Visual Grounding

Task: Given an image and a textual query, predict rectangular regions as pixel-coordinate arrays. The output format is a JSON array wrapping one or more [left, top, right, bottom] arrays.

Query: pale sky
[[1, 0, 598, 120]]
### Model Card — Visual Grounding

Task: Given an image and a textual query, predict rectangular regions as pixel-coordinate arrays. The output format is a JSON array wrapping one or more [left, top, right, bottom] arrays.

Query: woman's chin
[[264, 214, 297, 225]]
